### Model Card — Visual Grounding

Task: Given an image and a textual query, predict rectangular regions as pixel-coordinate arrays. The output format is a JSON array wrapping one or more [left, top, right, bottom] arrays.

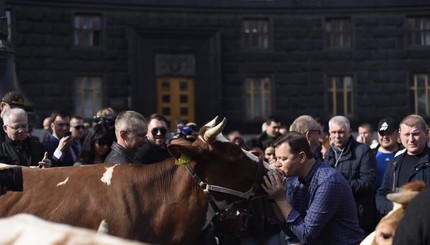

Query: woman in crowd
[[74, 123, 114, 165]]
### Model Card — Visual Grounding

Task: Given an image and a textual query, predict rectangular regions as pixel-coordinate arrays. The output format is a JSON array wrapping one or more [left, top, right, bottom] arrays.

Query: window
[[245, 77, 271, 119], [327, 75, 354, 117], [406, 16, 430, 47], [409, 74, 430, 115], [74, 15, 102, 46], [243, 19, 270, 50], [325, 18, 352, 49], [5, 9, 11, 41], [74, 76, 103, 118]]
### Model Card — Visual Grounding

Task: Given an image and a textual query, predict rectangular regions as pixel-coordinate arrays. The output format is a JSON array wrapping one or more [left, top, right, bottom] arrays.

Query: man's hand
[[261, 169, 287, 202], [38, 152, 52, 168], [57, 135, 72, 152]]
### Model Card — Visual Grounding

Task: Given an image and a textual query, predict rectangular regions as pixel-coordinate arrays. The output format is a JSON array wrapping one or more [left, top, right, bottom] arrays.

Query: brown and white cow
[[360, 181, 426, 245], [0, 117, 269, 245], [0, 213, 153, 245]]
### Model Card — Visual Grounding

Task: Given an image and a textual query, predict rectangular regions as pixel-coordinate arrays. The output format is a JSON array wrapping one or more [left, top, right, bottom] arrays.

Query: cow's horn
[[204, 117, 227, 142], [204, 116, 219, 128]]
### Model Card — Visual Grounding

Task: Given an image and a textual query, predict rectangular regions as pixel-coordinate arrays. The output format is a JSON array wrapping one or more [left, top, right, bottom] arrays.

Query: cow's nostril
[[381, 232, 393, 240]]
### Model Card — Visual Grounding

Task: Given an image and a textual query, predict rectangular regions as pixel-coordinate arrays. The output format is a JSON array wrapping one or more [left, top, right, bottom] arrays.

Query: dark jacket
[[0, 136, 46, 166], [324, 136, 377, 235], [135, 142, 171, 164], [43, 134, 76, 167], [104, 142, 138, 164], [376, 146, 430, 216]]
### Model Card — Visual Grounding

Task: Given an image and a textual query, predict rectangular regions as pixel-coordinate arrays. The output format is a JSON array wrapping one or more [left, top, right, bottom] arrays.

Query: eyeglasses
[[6, 124, 28, 130], [72, 125, 85, 130], [151, 127, 167, 136]]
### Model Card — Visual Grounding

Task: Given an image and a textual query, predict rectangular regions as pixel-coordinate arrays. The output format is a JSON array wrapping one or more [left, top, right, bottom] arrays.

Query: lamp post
[[0, 4, 37, 124]]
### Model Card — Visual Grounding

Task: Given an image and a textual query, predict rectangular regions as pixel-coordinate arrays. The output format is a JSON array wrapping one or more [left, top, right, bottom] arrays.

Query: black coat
[[324, 136, 377, 234], [104, 142, 138, 164], [0, 136, 46, 166], [376, 146, 430, 216]]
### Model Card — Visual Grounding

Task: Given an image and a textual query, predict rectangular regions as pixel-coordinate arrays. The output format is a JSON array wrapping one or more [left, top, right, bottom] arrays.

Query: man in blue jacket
[[376, 114, 430, 217]]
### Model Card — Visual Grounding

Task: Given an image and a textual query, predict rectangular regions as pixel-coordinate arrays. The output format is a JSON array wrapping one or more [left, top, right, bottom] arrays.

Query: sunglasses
[[73, 125, 85, 130], [96, 139, 111, 146], [151, 127, 167, 136]]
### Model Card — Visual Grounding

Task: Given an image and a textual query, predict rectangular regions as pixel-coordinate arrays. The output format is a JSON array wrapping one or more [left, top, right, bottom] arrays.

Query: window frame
[[74, 75, 104, 118], [406, 16, 430, 48], [324, 17, 353, 50], [244, 76, 272, 120], [73, 14, 103, 47], [327, 75, 355, 117], [242, 18, 271, 51], [409, 73, 430, 115]]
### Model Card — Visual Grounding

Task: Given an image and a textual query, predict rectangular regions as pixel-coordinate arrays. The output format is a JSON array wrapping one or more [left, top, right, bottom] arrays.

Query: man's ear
[[299, 151, 307, 163], [2, 125, 7, 133], [119, 130, 128, 140]]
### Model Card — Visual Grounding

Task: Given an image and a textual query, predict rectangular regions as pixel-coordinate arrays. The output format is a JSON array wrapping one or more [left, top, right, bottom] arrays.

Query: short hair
[[273, 131, 313, 159], [328, 115, 350, 130], [400, 114, 428, 132], [3, 108, 27, 126], [148, 113, 167, 124], [115, 110, 147, 134], [49, 110, 71, 124], [265, 116, 281, 126], [71, 115, 83, 121], [358, 122, 373, 131], [289, 115, 320, 134]]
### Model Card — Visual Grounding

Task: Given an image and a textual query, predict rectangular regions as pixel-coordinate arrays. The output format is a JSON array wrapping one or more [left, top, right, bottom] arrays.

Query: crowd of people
[[1, 90, 430, 244]]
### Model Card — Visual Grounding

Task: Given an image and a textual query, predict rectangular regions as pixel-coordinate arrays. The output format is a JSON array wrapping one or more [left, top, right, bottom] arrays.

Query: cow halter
[[183, 158, 264, 213]]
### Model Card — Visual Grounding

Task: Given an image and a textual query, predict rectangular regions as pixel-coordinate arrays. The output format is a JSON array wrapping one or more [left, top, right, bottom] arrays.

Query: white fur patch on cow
[[100, 164, 118, 186], [56, 177, 69, 187]]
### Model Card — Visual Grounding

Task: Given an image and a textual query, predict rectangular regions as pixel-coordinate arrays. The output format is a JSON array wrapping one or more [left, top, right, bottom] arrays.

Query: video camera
[[93, 115, 116, 129]]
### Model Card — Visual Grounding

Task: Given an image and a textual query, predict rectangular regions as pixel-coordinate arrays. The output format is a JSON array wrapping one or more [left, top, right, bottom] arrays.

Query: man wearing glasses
[[44, 110, 76, 167], [0, 108, 51, 167], [0, 91, 25, 143], [70, 115, 86, 156], [136, 113, 170, 164]]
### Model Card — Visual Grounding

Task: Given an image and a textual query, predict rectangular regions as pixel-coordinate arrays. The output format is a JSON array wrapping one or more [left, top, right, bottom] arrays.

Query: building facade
[[4, 0, 430, 132]]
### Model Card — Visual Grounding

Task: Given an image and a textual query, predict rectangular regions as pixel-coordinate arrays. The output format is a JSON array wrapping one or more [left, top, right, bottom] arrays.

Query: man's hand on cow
[[261, 169, 287, 202]]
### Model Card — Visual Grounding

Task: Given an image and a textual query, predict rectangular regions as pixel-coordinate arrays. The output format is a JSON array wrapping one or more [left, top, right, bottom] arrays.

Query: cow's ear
[[168, 144, 197, 160], [387, 189, 420, 205]]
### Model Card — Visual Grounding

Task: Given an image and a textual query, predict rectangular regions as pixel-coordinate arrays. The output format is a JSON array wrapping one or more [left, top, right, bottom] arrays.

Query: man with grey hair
[[324, 115, 377, 236], [104, 110, 147, 164], [289, 115, 322, 160], [0, 108, 51, 167]]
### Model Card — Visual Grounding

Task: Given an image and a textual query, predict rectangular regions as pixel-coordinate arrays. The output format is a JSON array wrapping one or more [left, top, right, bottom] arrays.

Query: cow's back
[[0, 163, 205, 244]]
